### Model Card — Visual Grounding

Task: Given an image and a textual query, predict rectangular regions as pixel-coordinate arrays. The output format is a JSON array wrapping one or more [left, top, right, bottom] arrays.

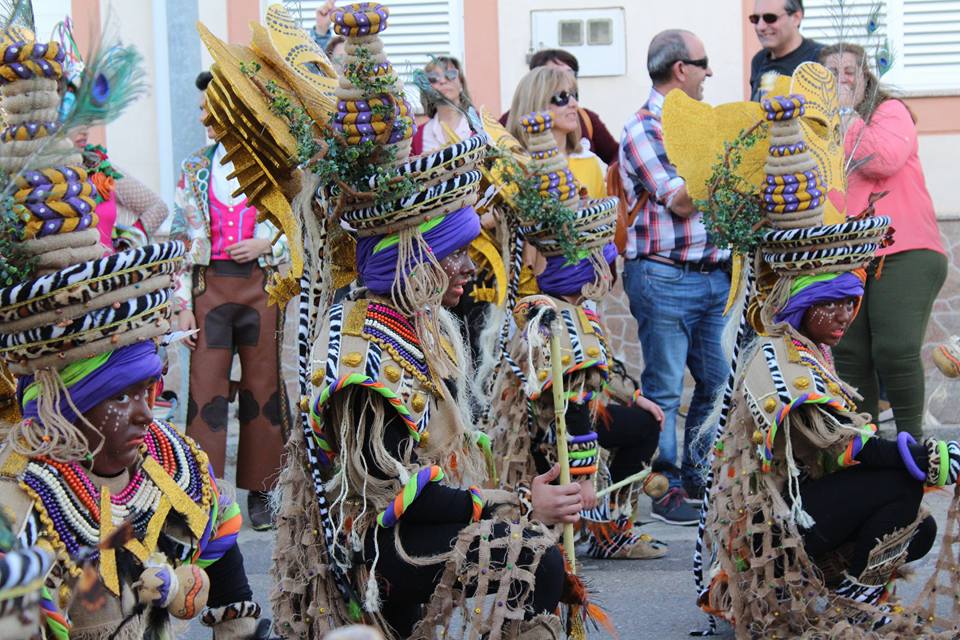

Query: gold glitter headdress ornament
[[662, 62, 890, 332], [198, 3, 339, 307]]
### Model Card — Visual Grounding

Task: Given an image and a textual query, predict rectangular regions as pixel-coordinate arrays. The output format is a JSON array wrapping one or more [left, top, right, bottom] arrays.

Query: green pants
[[834, 249, 947, 437]]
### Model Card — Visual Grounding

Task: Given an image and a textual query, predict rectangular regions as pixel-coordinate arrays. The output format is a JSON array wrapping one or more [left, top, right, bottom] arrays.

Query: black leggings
[[532, 402, 661, 482], [204, 543, 254, 607], [599, 403, 661, 482], [364, 522, 565, 636], [799, 466, 936, 577]]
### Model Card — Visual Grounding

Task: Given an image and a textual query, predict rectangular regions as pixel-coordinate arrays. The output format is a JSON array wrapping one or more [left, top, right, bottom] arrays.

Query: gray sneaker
[[650, 487, 700, 526]]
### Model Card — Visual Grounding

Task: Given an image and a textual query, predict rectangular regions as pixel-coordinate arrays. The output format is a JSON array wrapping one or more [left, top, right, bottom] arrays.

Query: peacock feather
[[59, 29, 148, 132], [0, 0, 34, 38]]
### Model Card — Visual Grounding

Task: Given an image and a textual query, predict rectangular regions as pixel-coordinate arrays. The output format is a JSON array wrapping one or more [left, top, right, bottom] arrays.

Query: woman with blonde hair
[[820, 42, 947, 438], [506, 66, 607, 198], [412, 55, 475, 154]]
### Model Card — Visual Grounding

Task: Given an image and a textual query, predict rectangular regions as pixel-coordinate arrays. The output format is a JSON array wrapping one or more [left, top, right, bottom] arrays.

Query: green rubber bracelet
[[938, 440, 949, 487]]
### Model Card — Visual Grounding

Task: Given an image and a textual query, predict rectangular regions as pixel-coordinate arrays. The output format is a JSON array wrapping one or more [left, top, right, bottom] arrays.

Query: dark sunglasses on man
[[749, 11, 792, 24], [679, 57, 709, 69], [549, 89, 578, 107], [427, 68, 459, 84]]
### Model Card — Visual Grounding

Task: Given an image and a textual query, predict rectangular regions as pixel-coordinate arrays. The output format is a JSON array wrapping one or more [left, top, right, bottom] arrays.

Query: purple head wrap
[[774, 271, 865, 330], [18, 340, 163, 425], [536, 242, 617, 296], [355, 205, 481, 295]]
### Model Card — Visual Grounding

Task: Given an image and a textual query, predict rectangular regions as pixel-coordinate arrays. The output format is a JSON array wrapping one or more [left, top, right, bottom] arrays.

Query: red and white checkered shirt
[[618, 88, 730, 264]]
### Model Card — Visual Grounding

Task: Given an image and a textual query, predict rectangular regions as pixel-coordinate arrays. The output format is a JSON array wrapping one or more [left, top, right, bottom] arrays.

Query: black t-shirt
[[749, 38, 825, 101]]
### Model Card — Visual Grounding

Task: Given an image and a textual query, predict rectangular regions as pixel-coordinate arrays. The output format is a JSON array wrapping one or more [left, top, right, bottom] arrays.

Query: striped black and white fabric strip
[[691, 261, 756, 637], [0, 240, 184, 308]]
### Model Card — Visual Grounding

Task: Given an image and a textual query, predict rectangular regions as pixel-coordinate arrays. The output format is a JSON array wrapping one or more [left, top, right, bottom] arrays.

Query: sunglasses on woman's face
[[749, 12, 790, 24], [549, 90, 578, 107], [427, 68, 459, 84]]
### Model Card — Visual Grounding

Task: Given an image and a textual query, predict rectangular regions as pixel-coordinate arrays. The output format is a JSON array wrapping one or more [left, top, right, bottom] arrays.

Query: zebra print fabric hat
[[759, 94, 890, 275], [0, 241, 185, 375]]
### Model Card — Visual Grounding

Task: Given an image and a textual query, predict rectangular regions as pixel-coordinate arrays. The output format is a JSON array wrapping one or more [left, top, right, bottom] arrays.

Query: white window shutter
[[802, 0, 890, 49], [802, 0, 960, 93], [297, 1, 464, 110], [899, 0, 960, 90]]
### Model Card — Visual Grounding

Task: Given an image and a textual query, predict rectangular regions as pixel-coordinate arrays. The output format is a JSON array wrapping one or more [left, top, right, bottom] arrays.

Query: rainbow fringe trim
[[310, 373, 423, 465], [377, 465, 444, 527], [761, 392, 849, 472], [41, 585, 70, 640]]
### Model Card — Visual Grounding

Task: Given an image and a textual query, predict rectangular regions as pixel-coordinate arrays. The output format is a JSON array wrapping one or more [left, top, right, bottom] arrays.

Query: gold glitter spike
[[99, 487, 120, 596], [143, 456, 208, 539]]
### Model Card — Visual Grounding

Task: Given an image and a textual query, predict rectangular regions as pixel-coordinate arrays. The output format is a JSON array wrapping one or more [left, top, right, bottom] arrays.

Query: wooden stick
[[595, 468, 653, 499], [549, 318, 576, 574]]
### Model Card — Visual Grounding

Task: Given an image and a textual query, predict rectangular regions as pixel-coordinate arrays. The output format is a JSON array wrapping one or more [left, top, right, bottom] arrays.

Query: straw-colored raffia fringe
[[409, 518, 556, 640], [270, 413, 353, 638], [5, 367, 101, 463], [390, 228, 458, 379], [580, 247, 614, 301]]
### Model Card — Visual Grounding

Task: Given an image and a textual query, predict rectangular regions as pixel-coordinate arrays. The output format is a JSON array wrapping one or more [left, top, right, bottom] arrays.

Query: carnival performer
[[0, 19, 270, 640], [820, 42, 947, 439], [170, 70, 291, 531], [197, 4, 578, 638], [490, 112, 668, 561], [661, 66, 960, 637]]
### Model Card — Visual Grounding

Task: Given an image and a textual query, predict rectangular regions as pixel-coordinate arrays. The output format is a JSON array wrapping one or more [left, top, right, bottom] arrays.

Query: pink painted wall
[[227, 0, 260, 44], [71, 0, 105, 146], [463, 0, 501, 115]]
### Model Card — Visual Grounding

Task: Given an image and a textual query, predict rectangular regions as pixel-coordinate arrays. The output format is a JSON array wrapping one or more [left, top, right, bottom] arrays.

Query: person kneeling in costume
[[2, 341, 269, 639], [490, 112, 669, 561], [231, 4, 582, 639], [660, 69, 960, 636]]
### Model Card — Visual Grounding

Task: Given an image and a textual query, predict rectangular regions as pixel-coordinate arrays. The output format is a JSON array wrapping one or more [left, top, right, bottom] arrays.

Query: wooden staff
[[549, 317, 576, 573]]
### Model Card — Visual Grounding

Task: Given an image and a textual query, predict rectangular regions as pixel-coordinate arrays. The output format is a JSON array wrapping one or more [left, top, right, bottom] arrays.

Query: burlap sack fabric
[[660, 66, 960, 637]]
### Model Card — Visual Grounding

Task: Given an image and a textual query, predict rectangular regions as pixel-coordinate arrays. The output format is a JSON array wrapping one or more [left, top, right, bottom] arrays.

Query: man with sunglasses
[[749, 0, 823, 100], [618, 29, 728, 526]]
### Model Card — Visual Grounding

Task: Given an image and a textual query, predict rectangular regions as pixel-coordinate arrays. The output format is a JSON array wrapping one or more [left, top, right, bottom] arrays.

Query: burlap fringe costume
[[659, 71, 960, 638], [197, 3, 565, 637]]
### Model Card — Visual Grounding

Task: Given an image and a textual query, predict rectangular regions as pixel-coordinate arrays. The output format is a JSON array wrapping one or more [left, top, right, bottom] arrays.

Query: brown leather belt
[[641, 254, 729, 274]]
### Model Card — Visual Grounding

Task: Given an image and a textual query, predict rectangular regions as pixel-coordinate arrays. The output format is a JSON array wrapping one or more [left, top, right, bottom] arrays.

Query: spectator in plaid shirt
[[617, 29, 730, 525]]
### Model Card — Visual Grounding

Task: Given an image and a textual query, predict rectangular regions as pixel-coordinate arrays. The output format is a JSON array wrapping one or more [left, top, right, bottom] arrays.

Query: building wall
[[493, 0, 746, 140]]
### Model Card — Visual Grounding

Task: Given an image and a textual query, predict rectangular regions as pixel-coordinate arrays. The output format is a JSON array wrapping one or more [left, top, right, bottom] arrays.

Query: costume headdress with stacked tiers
[[515, 111, 619, 301], [0, 22, 183, 461]]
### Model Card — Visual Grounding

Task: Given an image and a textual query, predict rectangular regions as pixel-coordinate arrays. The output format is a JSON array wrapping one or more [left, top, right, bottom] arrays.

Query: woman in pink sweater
[[821, 43, 947, 438]]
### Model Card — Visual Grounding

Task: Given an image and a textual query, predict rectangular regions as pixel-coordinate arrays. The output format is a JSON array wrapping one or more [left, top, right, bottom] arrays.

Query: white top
[[210, 143, 245, 207], [421, 114, 471, 153]]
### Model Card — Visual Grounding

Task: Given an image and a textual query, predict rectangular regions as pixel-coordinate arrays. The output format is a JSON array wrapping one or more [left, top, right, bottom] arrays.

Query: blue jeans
[[622, 258, 731, 491]]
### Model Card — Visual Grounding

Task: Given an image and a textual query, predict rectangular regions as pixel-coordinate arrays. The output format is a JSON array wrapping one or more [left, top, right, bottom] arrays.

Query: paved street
[[179, 419, 958, 639]]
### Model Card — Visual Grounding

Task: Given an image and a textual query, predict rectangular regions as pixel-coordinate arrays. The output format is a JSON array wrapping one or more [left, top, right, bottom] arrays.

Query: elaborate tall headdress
[[663, 62, 890, 334], [0, 17, 183, 460], [515, 111, 618, 301]]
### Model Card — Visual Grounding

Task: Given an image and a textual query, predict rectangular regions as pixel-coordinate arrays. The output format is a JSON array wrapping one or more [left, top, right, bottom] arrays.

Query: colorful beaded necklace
[[17, 420, 209, 578], [790, 337, 855, 410], [360, 301, 439, 392]]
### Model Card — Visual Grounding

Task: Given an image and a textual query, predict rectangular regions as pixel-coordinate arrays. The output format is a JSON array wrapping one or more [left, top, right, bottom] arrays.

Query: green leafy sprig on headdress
[[242, 46, 417, 209], [0, 187, 36, 285], [487, 143, 581, 264], [694, 122, 766, 253], [311, 44, 417, 207]]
